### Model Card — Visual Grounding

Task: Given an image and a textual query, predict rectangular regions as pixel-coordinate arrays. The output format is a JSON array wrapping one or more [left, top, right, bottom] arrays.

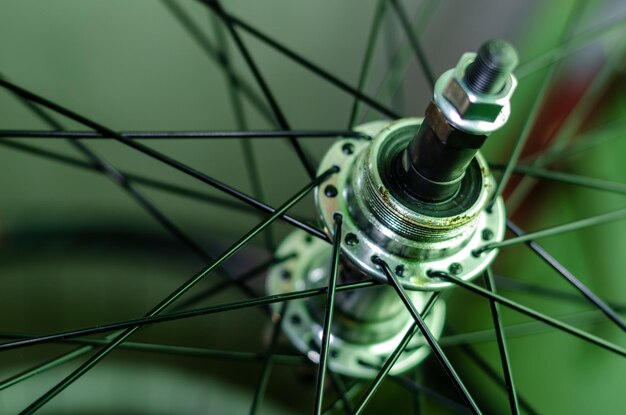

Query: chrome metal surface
[[316, 119, 506, 291], [437, 53, 517, 134], [266, 229, 446, 378]]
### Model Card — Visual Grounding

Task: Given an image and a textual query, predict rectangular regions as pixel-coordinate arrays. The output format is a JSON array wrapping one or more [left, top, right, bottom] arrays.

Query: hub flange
[[315, 119, 506, 290]]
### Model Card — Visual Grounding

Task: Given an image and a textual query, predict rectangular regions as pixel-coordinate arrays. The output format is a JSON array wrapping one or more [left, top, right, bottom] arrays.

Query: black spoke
[[476, 207, 626, 254], [483, 269, 519, 415], [0, 256, 283, 391], [356, 323, 419, 415], [390, 375, 470, 415], [353, 292, 441, 415], [0, 138, 319, 236], [212, 11, 276, 253], [159, 0, 275, 124], [249, 303, 288, 415], [538, 116, 626, 164], [0, 78, 330, 243], [0, 339, 304, 392], [440, 309, 619, 347], [196, 0, 400, 120], [17, 168, 337, 414], [516, 12, 626, 79], [0, 280, 379, 353], [0, 129, 369, 140], [428, 271, 626, 356], [490, 163, 626, 195], [378, 259, 481, 414], [174, 255, 291, 313], [489, 4, 584, 209], [322, 380, 364, 414], [0, 74, 225, 269], [505, 40, 626, 210], [447, 327, 539, 415], [347, 0, 388, 128], [362, 0, 439, 123], [390, 0, 435, 89], [506, 221, 626, 332], [208, 0, 316, 179], [313, 215, 343, 415], [326, 371, 353, 415], [495, 274, 626, 310]]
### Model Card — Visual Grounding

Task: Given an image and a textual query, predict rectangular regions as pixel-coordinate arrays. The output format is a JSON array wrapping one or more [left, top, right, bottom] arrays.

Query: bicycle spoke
[[322, 379, 364, 414], [490, 163, 626, 195], [483, 269, 519, 415], [159, 0, 275, 124], [361, 0, 439, 122], [249, 303, 288, 415], [0, 338, 305, 392], [197, 0, 400, 120], [379, 259, 481, 414], [390, 376, 470, 415], [0, 254, 288, 391], [209, 0, 316, 179], [516, 12, 626, 79], [212, 12, 276, 253], [476, 207, 626, 254], [447, 329, 538, 415], [348, 0, 388, 128], [0, 78, 330, 242], [440, 309, 619, 347], [326, 371, 353, 415], [390, 0, 435, 89], [0, 332, 305, 367], [0, 347, 88, 393], [489, 4, 584, 209], [428, 271, 626, 356], [355, 323, 419, 415], [540, 116, 626, 163], [352, 292, 441, 415], [0, 280, 379, 353], [495, 274, 626, 310], [174, 255, 291, 313], [17, 168, 337, 414], [0, 138, 241, 212], [506, 221, 626, 332], [0, 129, 368, 140], [313, 214, 342, 415], [0, 75, 228, 270], [506, 40, 626, 210]]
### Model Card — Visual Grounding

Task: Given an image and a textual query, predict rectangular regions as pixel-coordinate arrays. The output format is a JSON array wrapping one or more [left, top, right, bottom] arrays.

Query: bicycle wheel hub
[[268, 40, 517, 378]]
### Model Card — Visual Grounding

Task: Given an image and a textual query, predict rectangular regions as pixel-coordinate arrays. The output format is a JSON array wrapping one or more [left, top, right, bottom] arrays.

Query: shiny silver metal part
[[437, 52, 517, 135], [268, 41, 514, 379], [316, 119, 506, 291], [266, 229, 445, 378]]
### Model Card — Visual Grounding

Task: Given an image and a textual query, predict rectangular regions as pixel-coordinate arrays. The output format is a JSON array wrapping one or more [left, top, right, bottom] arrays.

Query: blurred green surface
[[0, 1, 625, 414]]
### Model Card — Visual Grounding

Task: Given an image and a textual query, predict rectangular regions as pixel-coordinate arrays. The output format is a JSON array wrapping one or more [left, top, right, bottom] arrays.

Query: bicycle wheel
[[0, 1, 624, 414]]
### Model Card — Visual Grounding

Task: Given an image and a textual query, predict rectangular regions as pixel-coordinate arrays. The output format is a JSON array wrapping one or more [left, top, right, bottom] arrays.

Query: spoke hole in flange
[[345, 232, 359, 247], [280, 270, 291, 280], [448, 263, 463, 275], [324, 185, 338, 198], [342, 142, 355, 155], [290, 314, 302, 326], [482, 228, 494, 241], [395, 265, 405, 277]]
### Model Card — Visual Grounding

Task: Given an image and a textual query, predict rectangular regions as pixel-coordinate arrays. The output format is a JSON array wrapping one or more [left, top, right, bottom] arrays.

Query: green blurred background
[[0, 0, 624, 413]]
